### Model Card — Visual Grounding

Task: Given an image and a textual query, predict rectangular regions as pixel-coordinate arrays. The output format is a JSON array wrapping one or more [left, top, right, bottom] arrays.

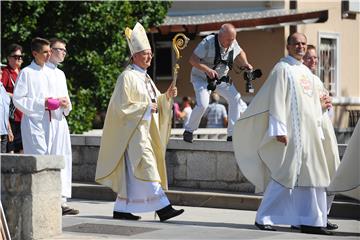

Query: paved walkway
[[49, 199, 359, 240]]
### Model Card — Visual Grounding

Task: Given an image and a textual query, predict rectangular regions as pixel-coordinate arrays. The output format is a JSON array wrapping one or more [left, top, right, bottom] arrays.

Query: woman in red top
[[1, 43, 24, 153]]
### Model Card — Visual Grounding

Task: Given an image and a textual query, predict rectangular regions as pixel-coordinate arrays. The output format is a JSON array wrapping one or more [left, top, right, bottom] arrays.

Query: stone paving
[[49, 199, 359, 240]]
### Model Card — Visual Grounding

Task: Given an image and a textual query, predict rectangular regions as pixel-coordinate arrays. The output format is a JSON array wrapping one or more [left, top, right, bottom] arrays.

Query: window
[[148, 41, 174, 81], [318, 33, 340, 96]]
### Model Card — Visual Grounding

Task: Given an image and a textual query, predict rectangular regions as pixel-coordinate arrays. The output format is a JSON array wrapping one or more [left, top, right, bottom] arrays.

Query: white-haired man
[[183, 23, 252, 142], [96, 22, 183, 222]]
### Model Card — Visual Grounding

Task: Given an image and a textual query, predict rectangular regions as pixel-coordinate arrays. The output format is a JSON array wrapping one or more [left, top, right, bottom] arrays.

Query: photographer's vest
[[213, 34, 234, 71], [190, 34, 237, 82]]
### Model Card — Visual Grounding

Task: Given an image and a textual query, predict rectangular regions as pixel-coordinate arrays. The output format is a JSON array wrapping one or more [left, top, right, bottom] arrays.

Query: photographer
[[183, 23, 252, 142]]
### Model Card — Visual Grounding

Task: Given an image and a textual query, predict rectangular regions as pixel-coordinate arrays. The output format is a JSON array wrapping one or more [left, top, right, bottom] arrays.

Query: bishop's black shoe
[[226, 136, 233, 142], [183, 131, 193, 143], [300, 225, 333, 235], [113, 211, 141, 220], [326, 221, 338, 230], [254, 222, 276, 231], [156, 205, 184, 222]]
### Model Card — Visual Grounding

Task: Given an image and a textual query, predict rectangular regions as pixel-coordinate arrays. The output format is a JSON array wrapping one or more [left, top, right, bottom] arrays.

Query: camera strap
[[213, 34, 233, 70]]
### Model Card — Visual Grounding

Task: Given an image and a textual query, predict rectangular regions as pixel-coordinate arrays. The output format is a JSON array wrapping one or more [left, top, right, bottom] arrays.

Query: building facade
[[149, 0, 359, 129]]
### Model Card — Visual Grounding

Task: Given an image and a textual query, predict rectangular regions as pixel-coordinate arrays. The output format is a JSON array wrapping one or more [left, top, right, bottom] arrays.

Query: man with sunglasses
[[45, 38, 79, 216], [1, 43, 24, 153]]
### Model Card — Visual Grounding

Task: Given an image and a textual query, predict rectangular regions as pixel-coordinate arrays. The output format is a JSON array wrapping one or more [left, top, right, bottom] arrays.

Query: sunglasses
[[10, 55, 23, 60]]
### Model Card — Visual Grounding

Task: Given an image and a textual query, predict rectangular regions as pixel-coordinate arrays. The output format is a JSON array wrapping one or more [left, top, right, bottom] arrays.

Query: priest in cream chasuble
[[233, 33, 337, 235]]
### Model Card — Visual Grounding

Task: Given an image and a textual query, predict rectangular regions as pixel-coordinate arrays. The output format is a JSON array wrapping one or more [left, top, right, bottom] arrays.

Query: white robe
[[46, 62, 73, 199], [13, 61, 73, 199], [13, 61, 51, 155], [114, 151, 170, 213]]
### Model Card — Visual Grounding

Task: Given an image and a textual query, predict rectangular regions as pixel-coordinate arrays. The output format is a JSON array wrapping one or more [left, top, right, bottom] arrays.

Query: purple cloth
[[47, 98, 60, 110]]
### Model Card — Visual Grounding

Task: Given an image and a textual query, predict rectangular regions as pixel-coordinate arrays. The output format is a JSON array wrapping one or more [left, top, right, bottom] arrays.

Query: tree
[[1, 1, 171, 133]]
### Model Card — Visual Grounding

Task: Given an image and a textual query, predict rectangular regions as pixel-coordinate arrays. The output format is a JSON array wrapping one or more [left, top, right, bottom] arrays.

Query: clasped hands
[[320, 95, 332, 110]]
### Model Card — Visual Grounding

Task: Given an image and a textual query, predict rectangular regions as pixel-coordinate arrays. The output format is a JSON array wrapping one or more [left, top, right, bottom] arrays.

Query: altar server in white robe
[[13, 37, 53, 155], [95, 22, 184, 221], [46, 38, 79, 215], [233, 33, 338, 235]]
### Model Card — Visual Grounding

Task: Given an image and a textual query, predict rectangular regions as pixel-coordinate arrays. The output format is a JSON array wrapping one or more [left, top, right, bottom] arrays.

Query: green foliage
[[67, 88, 97, 134], [1, 0, 172, 133]]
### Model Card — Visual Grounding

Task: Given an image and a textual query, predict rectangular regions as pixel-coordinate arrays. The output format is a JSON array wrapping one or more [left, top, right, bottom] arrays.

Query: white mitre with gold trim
[[125, 22, 151, 56]]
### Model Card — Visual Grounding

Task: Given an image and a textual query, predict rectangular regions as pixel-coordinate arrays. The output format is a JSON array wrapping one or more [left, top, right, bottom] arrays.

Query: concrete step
[[72, 182, 360, 220]]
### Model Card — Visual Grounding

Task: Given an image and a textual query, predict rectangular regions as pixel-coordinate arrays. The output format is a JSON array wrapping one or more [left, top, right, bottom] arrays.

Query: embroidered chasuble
[[233, 56, 338, 193], [95, 65, 173, 198]]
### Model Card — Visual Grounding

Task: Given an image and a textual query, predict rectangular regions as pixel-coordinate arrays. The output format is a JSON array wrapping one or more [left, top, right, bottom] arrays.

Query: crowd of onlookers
[[173, 92, 228, 129]]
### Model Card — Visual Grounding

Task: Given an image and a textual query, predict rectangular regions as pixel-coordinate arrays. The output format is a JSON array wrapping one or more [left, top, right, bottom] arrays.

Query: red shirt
[[1, 65, 23, 122]]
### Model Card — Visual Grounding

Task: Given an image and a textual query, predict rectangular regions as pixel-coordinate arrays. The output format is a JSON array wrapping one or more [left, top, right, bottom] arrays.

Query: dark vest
[[213, 34, 233, 70]]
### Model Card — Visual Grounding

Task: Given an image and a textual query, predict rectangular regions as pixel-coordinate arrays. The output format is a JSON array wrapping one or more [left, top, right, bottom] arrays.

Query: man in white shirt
[[183, 23, 252, 142], [204, 92, 228, 128], [177, 96, 192, 128], [46, 38, 78, 215]]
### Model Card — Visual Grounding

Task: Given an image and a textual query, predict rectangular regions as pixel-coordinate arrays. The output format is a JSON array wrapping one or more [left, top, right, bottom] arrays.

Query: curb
[[72, 182, 359, 220]]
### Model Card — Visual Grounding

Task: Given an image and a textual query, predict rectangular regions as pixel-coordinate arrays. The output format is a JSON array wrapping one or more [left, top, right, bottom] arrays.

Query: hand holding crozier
[[166, 82, 177, 100]]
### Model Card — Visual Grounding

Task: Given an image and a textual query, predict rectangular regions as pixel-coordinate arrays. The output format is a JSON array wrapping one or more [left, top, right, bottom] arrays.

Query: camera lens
[[207, 81, 216, 91]]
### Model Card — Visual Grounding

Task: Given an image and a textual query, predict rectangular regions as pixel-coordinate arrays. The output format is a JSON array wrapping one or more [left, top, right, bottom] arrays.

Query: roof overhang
[[150, 9, 328, 35]]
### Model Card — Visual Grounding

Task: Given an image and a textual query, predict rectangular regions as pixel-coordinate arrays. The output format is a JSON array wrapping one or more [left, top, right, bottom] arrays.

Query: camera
[[207, 75, 230, 91], [244, 69, 262, 93]]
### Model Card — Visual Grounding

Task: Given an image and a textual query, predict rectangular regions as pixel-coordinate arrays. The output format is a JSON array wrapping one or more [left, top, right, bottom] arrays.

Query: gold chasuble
[[95, 66, 172, 198], [233, 56, 338, 193]]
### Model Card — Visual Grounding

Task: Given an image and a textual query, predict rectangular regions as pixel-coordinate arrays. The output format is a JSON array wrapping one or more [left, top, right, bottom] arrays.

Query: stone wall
[[71, 132, 347, 193], [1, 154, 64, 240], [165, 140, 255, 192], [71, 134, 255, 192]]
